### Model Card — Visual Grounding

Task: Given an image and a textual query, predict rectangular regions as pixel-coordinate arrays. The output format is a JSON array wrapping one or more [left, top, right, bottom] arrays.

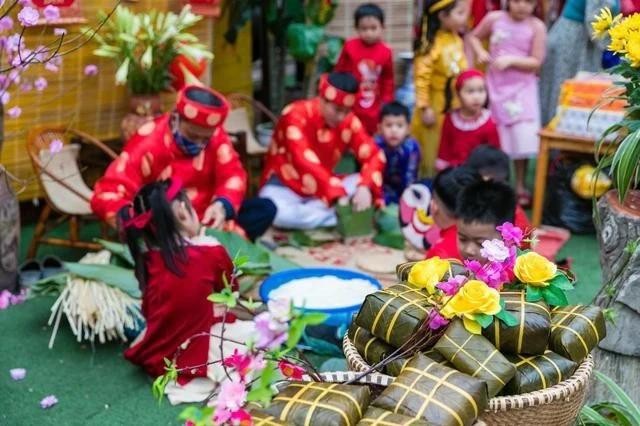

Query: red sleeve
[[346, 116, 385, 202], [208, 245, 237, 292], [210, 131, 247, 213], [91, 120, 173, 222], [486, 117, 501, 148], [334, 40, 353, 74], [437, 114, 455, 163], [281, 110, 347, 204], [426, 227, 461, 261], [379, 46, 395, 104]]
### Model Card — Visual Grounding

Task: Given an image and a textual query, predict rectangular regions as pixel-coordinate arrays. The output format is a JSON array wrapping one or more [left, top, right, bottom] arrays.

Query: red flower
[[223, 349, 253, 380], [278, 360, 305, 380]]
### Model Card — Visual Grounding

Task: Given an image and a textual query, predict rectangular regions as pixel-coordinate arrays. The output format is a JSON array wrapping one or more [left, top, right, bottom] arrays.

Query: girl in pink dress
[[467, 0, 546, 206]]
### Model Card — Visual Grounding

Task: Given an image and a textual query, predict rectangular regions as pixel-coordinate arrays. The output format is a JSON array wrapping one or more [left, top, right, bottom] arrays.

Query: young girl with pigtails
[[119, 178, 254, 404], [411, 0, 469, 177]]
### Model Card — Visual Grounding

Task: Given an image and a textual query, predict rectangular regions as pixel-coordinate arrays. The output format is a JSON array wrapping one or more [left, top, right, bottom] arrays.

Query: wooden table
[[532, 129, 602, 227]]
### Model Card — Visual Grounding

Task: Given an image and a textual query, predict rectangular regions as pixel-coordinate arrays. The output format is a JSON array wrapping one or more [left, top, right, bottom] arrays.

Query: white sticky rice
[[268, 275, 379, 309]]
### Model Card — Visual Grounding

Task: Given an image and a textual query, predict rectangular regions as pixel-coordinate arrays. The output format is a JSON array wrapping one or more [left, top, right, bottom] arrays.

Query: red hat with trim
[[455, 69, 485, 92], [176, 84, 230, 128], [318, 73, 357, 108]]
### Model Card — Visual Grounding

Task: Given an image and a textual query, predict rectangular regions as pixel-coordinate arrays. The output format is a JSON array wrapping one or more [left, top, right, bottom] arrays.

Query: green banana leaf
[[287, 23, 324, 61], [62, 262, 141, 298], [206, 229, 299, 274], [95, 238, 135, 267]]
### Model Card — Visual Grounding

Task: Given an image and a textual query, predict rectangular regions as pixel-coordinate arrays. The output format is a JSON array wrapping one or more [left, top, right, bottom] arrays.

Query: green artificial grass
[[0, 297, 183, 426]]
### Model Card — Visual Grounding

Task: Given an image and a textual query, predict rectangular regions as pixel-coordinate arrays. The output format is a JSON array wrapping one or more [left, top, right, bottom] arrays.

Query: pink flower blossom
[[436, 275, 466, 296], [9, 290, 27, 305], [427, 310, 449, 330], [5, 34, 23, 53], [0, 290, 10, 309], [19, 82, 32, 92], [497, 222, 524, 247], [45, 62, 59, 73], [7, 106, 22, 118], [278, 360, 305, 380], [43, 5, 60, 22], [464, 259, 508, 289], [49, 138, 63, 154], [254, 311, 288, 350], [18, 6, 39, 27], [40, 395, 58, 409], [0, 17, 14, 32], [268, 297, 291, 322], [1, 92, 10, 105], [229, 408, 252, 425], [83, 64, 98, 76], [223, 349, 254, 380], [53, 28, 67, 36], [10, 368, 26, 380], [34, 77, 47, 91], [480, 239, 510, 262], [216, 380, 247, 412]]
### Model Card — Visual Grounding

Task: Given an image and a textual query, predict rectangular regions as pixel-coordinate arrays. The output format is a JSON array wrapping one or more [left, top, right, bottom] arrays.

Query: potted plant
[[590, 9, 640, 357], [89, 4, 213, 134]]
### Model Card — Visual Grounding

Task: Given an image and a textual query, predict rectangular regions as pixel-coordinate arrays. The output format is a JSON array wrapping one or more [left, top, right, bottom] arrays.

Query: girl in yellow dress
[[411, 0, 469, 177]]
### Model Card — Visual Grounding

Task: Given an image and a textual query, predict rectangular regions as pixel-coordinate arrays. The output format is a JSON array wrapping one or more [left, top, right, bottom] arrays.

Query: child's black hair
[[432, 166, 481, 215], [465, 145, 511, 182], [118, 179, 190, 290], [415, 0, 458, 54], [455, 180, 516, 225], [380, 101, 410, 122], [328, 71, 359, 94], [354, 3, 385, 27]]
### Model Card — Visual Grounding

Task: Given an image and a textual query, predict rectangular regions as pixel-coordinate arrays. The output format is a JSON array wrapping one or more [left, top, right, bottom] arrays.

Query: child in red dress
[[334, 3, 394, 135], [436, 69, 500, 171], [119, 179, 253, 404]]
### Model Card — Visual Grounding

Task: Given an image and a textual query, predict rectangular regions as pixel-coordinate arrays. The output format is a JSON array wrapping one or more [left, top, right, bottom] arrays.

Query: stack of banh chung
[[334, 260, 607, 426]]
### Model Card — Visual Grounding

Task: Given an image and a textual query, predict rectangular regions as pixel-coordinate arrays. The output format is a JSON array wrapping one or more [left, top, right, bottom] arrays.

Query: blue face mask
[[173, 131, 206, 157]]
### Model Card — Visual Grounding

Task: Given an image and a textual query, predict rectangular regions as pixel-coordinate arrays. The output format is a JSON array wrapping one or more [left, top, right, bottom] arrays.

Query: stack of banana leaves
[[31, 230, 298, 348]]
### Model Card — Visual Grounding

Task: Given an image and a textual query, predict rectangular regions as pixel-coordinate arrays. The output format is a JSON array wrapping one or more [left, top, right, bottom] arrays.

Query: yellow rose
[[440, 280, 501, 334], [626, 33, 640, 67], [514, 252, 557, 287], [408, 257, 450, 294], [591, 7, 621, 39]]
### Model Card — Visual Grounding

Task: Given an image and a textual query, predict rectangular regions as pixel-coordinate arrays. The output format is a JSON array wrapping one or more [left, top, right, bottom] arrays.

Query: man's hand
[[351, 186, 372, 212], [202, 201, 226, 229]]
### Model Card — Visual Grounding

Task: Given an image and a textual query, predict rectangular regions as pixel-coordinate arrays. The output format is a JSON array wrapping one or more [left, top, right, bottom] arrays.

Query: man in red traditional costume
[[259, 72, 386, 229], [91, 85, 275, 239]]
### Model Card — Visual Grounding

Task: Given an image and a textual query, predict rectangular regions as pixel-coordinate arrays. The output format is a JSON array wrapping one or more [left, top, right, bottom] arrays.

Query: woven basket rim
[[342, 334, 594, 412]]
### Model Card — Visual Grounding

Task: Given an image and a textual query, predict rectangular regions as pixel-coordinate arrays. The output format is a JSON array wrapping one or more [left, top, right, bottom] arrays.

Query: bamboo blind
[[0, 0, 230, 201], [325, 0, 416, 59]]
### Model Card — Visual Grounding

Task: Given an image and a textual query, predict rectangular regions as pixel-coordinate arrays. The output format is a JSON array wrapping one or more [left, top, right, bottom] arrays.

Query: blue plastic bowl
[[259, 268, 382, 327]]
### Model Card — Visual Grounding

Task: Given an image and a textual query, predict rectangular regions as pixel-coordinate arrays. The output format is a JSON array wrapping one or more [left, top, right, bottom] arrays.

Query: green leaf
[[590, 402, 635, 426], [301, 333, 343, 356], [300, 311, 328, 326], [286, 23, 324, 61], [495, 309, 519, 327], [95, 238, 135, 267], [475, 313, 494, 328], [542, 285, 569, 307], [207, 288, 238, 308], [115, 57, 130, 85], [239, 298, 263, 312], [549, 273, 573, 291], [595, 371, 640, 424], [286, 320, 305, 349], [525, 285, 543, 302], [63, 262, 140, 298], [580, 406, 617, 426]]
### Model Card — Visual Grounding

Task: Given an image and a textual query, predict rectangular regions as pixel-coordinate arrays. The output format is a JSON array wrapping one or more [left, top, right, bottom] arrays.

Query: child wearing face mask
[[436, 69, 500, 171], [334, 3, 394, 135], [411, 0, 469, 177], [375, 101, 421, 205]]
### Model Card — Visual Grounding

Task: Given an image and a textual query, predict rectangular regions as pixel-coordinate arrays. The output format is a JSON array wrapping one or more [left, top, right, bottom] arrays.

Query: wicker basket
[[342, 334, 594, 426]]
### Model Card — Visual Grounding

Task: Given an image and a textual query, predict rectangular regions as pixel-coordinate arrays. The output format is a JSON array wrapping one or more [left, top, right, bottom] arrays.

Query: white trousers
[[259, 174, 359, 230]]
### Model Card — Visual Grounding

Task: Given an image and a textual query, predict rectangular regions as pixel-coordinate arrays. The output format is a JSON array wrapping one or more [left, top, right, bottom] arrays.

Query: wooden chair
[[26, 126, 118, 258], [225, 93, 278, 196]]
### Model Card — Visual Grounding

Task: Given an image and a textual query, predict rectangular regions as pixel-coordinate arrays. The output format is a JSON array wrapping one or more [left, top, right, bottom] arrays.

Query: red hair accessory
[[318, 74, 356, 108], [124, 178, 184, 230], [455, 69, 485, 92], [176, 85, 230, 129]]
